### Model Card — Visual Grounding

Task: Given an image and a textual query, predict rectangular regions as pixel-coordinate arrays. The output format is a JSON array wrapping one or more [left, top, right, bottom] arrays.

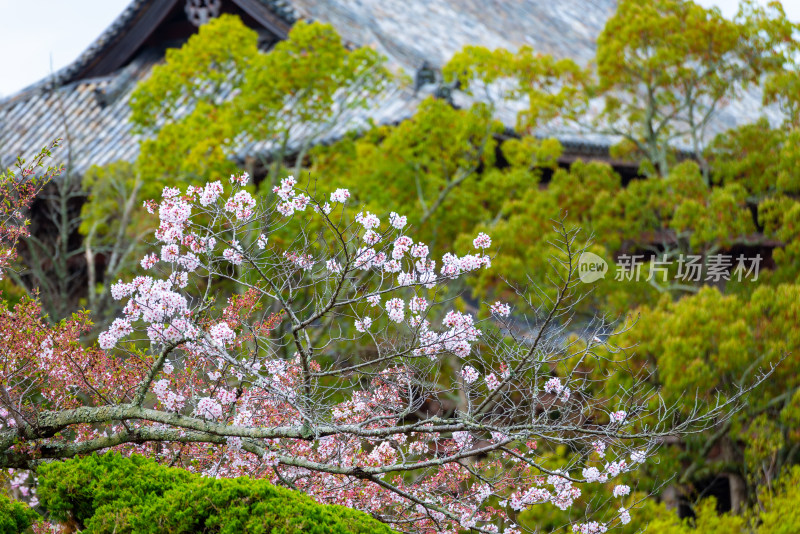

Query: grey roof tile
[[0, 0, 779, 175]]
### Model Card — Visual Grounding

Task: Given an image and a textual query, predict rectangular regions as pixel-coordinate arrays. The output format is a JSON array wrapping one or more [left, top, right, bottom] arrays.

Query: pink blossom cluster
[[485, 373, 500, 390], [155, 186, 191, 244], [354, 247, 385, 270], [326, 259, 342, 273], [507, 486, 551, 511], [385, 298, 405, 323], [230, 172, 250, 186], [274, 176, 311, 217], [209, 322, 235, 346], [224, 190, 256, 220], [618, 507, 631, 524], [476, 483, 492, 502], [103, 276, 193, 348], [473, 232, 492, 249], [200, 181, 224, 206], [195, 397, 223, 419], [226, 436, 243, 453], [440, 251, 491, 279], [153, 379, 186, 412], [408, 297, 428, 314], [284, 251, 314, 270], [392, 236, 413, 260], [544, 377, 562, 394], [397, 271, 416, 287], [382, 258, 401, 273], [161, 243, 180, 262], [490, 301, 511, 317], [330, 188, 350, 203], [410, 243, 429, 258], [605, 459, 628, 477], [182, 234, 216, 255], [363, 229, 380, 246], [581, 466, 607, 483], [544, 377, 571, 401], [105, 179, 270, 348], [98, 318, 134, 349], [441, 311, 480, 355], [613, 484, 630, 497], [548, 473, 582, 511], [407, 309, 481, 360], [178, 252, 200, 271], [217, 388, 237, 405], [572, 522, 608, 533], [355, 211, 380, 229], [223, 241, 244, 265], [355, 317, 372, 332], [141, 253, 158, 269], [366, 441, 397, 466], [389, 211, 407, 229], [461, 365, 479, 384]]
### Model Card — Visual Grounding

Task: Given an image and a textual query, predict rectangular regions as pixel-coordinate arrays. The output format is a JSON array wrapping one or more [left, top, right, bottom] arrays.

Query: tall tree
[[130, 15, 389, 187], [594, 0, 798, 178]]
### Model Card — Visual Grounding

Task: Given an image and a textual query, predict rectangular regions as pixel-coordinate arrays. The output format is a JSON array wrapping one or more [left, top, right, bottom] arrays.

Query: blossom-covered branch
[[0, 171, 770, 533]]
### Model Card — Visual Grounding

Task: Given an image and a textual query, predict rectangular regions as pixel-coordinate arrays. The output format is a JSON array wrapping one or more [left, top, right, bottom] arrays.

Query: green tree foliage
[[311, 97, 504, 248], [706, 118, 788, 197], [130, 15, 389, 187], [756, 465, 800, 533], [37, 453, 395, 533], [79, 161, 152, 321], [636, 466, 800, 533], [0, 493, 37, 534], [443, 45, 588, 133], [73, 15, 390, 326], [594, 0, 798, 178], [645, 498, 748, 533]]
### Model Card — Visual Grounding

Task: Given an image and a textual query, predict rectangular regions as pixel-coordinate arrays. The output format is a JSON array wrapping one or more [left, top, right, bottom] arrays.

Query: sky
[[0, 0, 799, 98]]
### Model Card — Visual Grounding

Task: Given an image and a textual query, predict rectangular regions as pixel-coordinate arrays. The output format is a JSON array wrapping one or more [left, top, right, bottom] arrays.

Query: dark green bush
[[0, 492, 37, 534], [37, 453, 395, 533]]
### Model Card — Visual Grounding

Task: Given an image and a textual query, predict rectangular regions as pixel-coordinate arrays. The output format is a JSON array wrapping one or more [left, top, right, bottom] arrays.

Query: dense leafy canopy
[[37, 454, 395, 534]]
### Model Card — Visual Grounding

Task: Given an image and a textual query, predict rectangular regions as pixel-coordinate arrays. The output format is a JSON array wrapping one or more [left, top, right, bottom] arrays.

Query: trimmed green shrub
[[0, 492, 37, 534], [37, 453, 395, 533]]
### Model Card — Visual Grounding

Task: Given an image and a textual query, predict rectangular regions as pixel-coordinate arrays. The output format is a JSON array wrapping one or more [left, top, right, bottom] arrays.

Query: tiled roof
[[0, 0, 778, 175], [0, 56, 154, 172], [0, 0, 297, 106], [291, 0, 614, 71], [260, 0, 300, 25]]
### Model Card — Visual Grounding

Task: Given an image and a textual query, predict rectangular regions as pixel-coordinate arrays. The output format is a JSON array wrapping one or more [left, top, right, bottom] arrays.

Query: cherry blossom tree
[[0, 167, 769, 533], [0, 141, 63, 280]]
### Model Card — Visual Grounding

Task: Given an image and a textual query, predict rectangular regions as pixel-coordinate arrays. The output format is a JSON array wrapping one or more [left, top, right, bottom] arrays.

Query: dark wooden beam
[[74, 0, 182, 80], [233, 0, 292, 39]]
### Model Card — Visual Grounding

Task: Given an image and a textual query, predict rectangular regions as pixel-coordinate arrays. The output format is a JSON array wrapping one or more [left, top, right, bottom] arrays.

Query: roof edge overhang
[[1, 0, 296, 105]]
